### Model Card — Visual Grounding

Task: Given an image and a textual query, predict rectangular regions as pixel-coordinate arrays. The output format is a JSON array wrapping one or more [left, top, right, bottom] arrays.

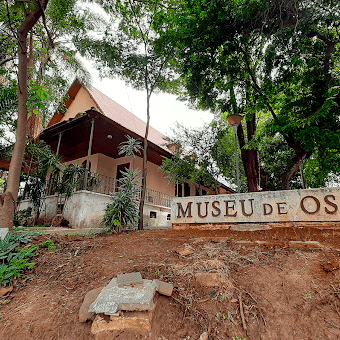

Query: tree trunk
[[281, 134, 311, 190], [0, 1, 49, 230], [138, 94, 151, 230], [237, 113, 259, 192]]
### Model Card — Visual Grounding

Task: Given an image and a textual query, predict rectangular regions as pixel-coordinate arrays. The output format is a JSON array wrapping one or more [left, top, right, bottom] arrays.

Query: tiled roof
[[87, 86, 169, 152]]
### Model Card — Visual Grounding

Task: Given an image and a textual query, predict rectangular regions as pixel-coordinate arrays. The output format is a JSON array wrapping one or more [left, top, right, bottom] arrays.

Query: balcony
[[23, 170, 174, 208]]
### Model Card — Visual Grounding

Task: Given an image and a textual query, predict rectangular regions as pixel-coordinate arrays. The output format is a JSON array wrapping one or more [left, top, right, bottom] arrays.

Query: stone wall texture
[[171, 188, 340, 224]]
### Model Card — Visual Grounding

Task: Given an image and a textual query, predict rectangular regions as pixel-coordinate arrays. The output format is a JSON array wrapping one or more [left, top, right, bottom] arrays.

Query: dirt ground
[[1, 225, 340, 340]]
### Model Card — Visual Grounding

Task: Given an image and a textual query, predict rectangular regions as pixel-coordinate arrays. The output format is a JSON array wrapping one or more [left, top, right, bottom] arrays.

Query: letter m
[[177, 202, 193, 218]]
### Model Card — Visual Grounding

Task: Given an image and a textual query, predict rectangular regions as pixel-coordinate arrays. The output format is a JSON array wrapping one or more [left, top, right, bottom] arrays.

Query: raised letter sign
[[212, 201, 221, 217], [224, 200, 237, 217], [263, 203, 273, 215], [171, 188, 340, 224], [300, 196, 320, 215], [277, 202, 288, 215], [197, 202, 209, 218], [324, 195, 338, 214], [240, 199, 254, 216], [177, 202, 193, 218]]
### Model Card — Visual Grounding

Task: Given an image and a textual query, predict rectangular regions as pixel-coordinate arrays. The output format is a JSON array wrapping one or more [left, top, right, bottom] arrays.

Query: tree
[[0, 0, 102, 139], [0, 0, 50, 230], [0, 0, 102, 229], [76, 0, 178, 229], [161, 122, 241, 192], [160, 0, 340, 190]]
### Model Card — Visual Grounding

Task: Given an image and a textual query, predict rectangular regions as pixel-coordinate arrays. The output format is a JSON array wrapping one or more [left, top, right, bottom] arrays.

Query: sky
[[80, 59, 214, 138], [79, 3, 215, 138]]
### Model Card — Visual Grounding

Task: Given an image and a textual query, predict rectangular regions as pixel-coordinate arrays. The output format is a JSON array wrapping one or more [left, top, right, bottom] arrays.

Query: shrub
[[101, 168, 140, 230]]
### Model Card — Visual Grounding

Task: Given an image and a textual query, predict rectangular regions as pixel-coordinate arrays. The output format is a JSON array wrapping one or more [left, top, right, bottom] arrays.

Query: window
[[184, 183, 190, 197], [150, 211, 157, 218], [175, 183, 183, 197], [57, 203, 64, 215], [167, 214, 171, 221], [202, 190, 207, 196], [116, 163, 130, 181]]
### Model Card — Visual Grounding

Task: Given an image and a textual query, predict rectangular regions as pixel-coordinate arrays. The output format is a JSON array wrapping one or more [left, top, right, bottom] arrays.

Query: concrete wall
[[172, 187, 340, 224], [19, 191, 171, 229]]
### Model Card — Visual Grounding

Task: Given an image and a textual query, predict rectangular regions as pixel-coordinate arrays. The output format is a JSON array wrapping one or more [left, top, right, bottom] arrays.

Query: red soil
[[1, 226, 340, 339]]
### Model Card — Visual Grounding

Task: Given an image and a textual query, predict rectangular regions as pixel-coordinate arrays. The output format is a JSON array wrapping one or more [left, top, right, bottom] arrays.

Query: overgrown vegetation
[[21, 141, 90, 225], [102, 136, 142, 231], [101, 168, 140, 231], [0, 232, 36, 287]]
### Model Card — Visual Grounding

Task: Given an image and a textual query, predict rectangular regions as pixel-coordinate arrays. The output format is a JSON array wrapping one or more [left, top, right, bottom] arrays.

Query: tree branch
[[240, 44, 278, 120], [0, 56, 14, 67], [38, 0, 55, 49], [307, 31, 338, 72]]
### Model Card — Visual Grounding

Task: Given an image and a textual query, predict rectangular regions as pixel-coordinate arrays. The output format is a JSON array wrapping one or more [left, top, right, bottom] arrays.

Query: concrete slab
[[0, 228, 9, 240], [89, 278, 157, 315], [117, 272, 143, 287], [79, 287, 104, 322], [230, 224, 271, 231]]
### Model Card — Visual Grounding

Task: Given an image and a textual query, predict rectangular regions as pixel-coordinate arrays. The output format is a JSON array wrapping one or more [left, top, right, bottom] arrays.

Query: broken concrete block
[[117, 272, 143, 287], [89, 278, 157, 315], [154, 279, 173, 296], [0, 228, 9, 241], [79, 287, 103, 322], [91, 308, 155, 336]]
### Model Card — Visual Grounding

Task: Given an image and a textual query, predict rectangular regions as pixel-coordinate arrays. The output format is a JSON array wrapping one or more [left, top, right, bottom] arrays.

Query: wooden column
[[86, 119, 95, 170], [56, 132, 63, 155], [84, 119, 95, 191]]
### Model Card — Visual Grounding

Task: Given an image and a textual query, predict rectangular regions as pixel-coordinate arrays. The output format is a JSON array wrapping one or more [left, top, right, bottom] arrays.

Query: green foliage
[[0, 0, 104, 131], [0, 232, 37, 286], [101, 168, 140, 229], [159, 0, 340, 189], [22, 141, 63, 216], [22, 141, 86, 221], [161, 122, 235, 191], [39, 239, 56, 251], [13, 208, 33, 227], [77, 0, 178, 95], [118, 135, 143, 158]]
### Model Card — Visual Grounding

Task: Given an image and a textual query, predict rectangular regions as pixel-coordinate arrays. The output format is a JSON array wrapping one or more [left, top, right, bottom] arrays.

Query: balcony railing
[[22, 170, 174, 208]]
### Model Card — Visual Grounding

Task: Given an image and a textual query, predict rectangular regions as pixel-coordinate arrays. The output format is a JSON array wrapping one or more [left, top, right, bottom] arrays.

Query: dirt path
[[1, 226, 340, 339]]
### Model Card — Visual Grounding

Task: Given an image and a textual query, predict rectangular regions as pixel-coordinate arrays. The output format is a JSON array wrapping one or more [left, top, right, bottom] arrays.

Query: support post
[[84, 119, 95, 190], [56, 132, 63, 155], [232, 124, 241, 193]]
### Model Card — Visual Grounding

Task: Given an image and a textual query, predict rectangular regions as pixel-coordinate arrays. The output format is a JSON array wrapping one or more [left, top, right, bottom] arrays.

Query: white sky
[[81, 59, 214, 138]]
